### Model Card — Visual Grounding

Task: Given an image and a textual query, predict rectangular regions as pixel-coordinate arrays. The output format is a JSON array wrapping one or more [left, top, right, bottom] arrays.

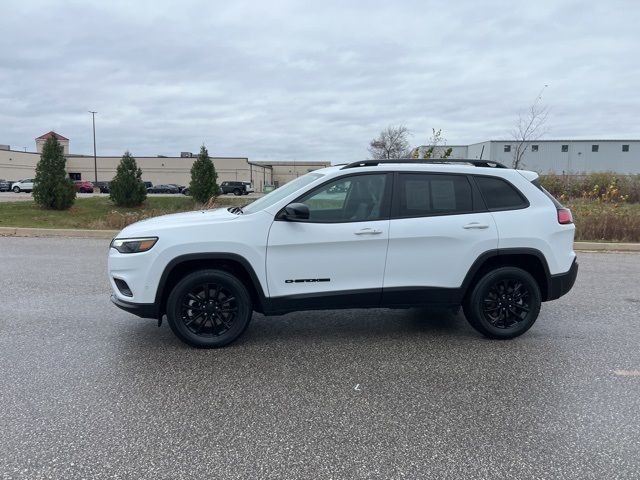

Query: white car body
[[108, 161, 577, 342], [12, 179, 35, 192]]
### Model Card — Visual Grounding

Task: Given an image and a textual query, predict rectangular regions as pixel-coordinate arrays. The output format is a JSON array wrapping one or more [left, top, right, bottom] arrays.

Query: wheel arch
[[461, 248, 552, 301], [155, 253, 267, 316]]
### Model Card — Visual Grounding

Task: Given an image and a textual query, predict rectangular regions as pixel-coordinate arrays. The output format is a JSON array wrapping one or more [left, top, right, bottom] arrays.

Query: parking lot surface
[[0, 237, 638, 479]]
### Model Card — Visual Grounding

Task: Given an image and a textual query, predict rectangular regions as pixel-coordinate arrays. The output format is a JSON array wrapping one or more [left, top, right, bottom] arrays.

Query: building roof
[[36, 131, 69, 141]]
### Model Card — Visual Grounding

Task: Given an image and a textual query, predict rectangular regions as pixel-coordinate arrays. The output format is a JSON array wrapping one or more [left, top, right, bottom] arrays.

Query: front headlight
[[110, 237, 158, 254]]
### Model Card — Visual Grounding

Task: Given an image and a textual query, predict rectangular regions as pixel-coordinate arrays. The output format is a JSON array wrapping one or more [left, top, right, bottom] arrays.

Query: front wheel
[[166, 269, 253, 348], [233, 189, 241, 196], [12, 186, 20, 193], [463, 267, 541, 339]]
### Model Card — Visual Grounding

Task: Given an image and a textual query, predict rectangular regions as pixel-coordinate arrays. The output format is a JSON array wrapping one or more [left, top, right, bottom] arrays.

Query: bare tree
[[510, 98, 549, 169], [368, 125, 411, 159]]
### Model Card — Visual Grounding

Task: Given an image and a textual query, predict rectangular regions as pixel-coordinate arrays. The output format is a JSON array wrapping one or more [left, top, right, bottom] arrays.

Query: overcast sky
[[1, 0, 639, 162]]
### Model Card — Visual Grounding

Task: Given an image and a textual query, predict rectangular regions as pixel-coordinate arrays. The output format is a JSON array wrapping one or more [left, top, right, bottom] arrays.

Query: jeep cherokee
[[108, 159, 578, 348]]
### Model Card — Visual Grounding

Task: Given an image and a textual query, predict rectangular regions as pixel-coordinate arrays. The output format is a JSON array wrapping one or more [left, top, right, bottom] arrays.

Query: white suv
[[12, 179, 35, 193], [108, 160, 578, 348]]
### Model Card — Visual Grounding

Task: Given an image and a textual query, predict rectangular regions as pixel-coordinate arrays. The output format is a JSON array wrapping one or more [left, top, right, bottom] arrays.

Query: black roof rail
[[340, 158, 508, 170]]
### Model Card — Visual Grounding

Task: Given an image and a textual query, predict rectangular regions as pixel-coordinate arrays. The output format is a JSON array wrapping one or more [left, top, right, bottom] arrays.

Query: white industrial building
[[421, 140, 640, 174]]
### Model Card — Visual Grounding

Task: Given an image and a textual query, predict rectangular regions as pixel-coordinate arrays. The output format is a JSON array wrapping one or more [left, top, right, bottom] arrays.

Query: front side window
[[242, 172, 324, 214], [475, 176, 528, 210], [297, 174, 388, 222], [395, 174, 473, 218]]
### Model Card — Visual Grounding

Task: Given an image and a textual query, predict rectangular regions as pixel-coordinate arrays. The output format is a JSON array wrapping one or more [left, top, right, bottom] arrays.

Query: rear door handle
[[463, 222, 489, 230], [354, 228, 383, 235]]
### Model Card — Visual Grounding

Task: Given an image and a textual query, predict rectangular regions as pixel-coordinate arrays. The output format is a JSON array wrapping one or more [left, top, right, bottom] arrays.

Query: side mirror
[[282, 202, 310, 220]]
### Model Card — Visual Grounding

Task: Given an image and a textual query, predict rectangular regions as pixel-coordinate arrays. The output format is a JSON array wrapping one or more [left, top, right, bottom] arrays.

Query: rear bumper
[[546, 258, 578, 301], [111, 295, 159, 319]]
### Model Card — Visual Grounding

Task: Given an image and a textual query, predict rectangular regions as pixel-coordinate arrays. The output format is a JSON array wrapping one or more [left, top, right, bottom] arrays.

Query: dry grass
[[568, 201, 640, 242]]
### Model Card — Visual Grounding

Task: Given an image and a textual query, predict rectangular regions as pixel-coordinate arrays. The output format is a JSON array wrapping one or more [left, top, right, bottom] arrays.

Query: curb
[[1, 226, 639, 252], [573, 241, 640, 252], [0, 227, 118, 239]]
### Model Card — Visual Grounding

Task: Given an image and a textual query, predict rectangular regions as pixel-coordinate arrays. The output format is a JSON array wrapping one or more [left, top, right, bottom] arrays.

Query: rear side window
[[474, 176, 528, 210], [395, 174, 473, 217]]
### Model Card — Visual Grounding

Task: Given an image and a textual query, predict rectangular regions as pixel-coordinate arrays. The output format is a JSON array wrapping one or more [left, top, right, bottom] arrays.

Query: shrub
[[569, 201, 640, 242], [109, 152, 147, 207], [539, 172, 640, 204], [32, 136, 76, 210], [189, 145, 220, 204]]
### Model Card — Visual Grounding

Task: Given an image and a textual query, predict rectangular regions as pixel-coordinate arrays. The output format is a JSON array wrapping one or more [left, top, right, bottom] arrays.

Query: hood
[[118, 208, 239, 237]]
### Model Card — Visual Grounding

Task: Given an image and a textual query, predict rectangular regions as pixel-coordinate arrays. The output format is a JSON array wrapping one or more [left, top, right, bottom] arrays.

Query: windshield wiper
[[227, 206, 244, 215]]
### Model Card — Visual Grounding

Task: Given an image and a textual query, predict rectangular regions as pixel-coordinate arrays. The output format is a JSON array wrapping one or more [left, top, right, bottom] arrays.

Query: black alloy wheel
[[463, 266, 541, 339], [233, 188, 242, 196], [166, 269, 253, 348]]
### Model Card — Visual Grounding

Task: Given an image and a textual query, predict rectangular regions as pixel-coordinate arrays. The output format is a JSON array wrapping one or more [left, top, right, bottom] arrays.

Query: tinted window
[[395, 174, 473, 217], [297, 174, 388, 222], [475, 176, 527, 210]]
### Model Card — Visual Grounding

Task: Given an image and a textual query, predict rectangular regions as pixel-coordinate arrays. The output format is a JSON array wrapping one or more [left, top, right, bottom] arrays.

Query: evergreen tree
[[189, 145, 219, 203], [109, 151, 147, 207], [32, 136, 76, 210]]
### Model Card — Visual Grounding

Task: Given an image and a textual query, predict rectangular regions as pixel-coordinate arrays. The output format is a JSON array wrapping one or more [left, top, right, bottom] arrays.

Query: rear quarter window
[[474, 176, 528, 210]]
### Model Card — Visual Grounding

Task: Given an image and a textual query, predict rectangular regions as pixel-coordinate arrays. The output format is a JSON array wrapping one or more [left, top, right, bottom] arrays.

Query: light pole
[[89, 111, 97, 183]]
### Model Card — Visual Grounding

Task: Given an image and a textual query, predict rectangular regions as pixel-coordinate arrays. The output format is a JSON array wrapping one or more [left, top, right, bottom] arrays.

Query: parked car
[[95, 181, 111, 193], [0, 179, 12, 192], [11, 179, 35, 193], [108, 158, 578, 348], [74, 180, 95, 193], [147, 184, 180, 194], [220, 181, 254, 196], [144, 181, 153, 189]]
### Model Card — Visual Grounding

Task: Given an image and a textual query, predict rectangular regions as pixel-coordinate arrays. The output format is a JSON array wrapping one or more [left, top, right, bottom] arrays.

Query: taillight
[[557, 208, 573, 225]]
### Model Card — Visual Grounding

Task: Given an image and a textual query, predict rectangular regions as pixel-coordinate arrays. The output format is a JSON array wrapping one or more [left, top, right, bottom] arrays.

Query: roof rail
[[340, 158, 508, 169]]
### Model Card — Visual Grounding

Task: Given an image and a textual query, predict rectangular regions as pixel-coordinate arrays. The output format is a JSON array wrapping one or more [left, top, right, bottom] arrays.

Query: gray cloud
[[1, 0, 639, 162]]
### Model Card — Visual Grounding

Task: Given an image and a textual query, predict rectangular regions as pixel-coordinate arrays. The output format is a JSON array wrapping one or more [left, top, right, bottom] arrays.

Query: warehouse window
[[622, 144, 630, 152], [69, 172, 81, 180], [531, 145, 539, 152], [592, 144, 599, 152], [561, 145, 569, 152], [503, 145, 511, 152]]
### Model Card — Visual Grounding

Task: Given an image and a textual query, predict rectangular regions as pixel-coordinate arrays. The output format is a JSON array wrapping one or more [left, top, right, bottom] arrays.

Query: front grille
[[114, 278, 133, 297]]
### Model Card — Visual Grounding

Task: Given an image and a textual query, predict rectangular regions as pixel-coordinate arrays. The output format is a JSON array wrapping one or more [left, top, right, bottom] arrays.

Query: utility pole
[[89, 111, 98, 183]]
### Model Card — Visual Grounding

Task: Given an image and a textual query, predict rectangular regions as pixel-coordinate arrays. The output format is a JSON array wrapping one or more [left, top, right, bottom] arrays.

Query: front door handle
[[463, 222, 489, 230], [354, 228, 383, 235]]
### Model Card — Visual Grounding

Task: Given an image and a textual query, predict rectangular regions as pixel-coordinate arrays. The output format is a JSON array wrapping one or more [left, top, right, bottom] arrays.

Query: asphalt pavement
[[0, 237, 638, 479]]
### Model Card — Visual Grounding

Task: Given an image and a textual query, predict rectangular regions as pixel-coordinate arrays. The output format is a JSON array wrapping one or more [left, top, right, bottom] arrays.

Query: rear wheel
[[463, 267, 541, 339], [166, 269, 253, 348], [233, 188, 241, 196]]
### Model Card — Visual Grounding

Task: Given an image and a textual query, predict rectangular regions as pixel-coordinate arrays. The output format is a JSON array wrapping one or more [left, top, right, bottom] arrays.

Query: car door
[[382, 172, 498, 305], [266, 173, 392, 307]]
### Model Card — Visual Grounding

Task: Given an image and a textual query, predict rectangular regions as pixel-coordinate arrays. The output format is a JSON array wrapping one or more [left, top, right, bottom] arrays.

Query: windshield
[[242, 172, 325, 214]]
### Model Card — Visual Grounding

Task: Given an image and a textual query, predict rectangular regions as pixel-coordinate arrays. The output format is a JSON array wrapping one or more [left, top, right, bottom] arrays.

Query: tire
[[233, 189, 241, 196], [166, 269, 253, 348], [463, 267, 541, 339], [13, 186, 20, 193]]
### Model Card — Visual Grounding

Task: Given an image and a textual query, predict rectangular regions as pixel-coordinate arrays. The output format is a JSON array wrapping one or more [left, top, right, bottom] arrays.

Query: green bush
[[32, 136, 76, 210], [189, 145, 220, 204], [539, 172, 640, 204], [109, 152, 147, 207]]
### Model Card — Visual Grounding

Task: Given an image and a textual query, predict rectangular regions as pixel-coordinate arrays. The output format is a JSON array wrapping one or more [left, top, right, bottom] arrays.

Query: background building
[[421, 139, 640, 174], [0, 131, 331, 191]]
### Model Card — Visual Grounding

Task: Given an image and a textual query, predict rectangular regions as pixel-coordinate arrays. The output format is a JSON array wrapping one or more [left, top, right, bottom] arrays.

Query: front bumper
[[111, 295, 159, 320], [547, 258, 578, 301]]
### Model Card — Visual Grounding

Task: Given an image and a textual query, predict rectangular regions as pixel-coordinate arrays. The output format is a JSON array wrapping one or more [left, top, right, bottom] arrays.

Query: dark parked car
[[147, 184, 180, 194], [220, 181, 254, 196], [95, 181, 111, 193], [74, 180, 95, 193], [0, 179, 11, 192]]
